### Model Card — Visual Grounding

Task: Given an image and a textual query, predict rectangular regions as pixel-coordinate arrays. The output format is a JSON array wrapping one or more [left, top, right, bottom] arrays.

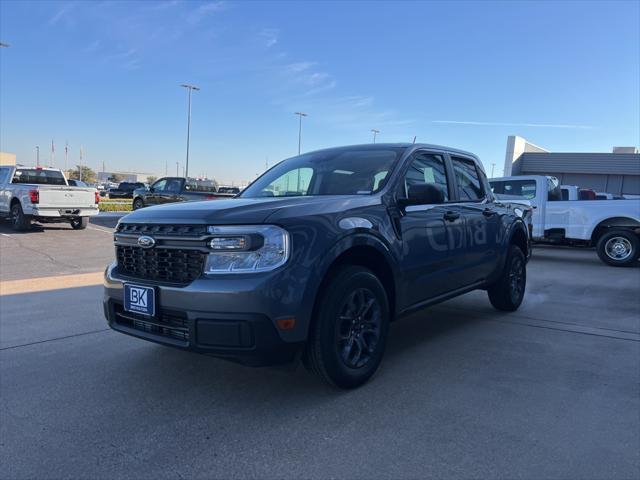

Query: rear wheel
[[10, 203, 31, 231], [488, 245, 526, 312], [596, 230, 639, 267], [133, 198, 144, 210], [303, 265, 390, 389], [70, 217, 89, 230]]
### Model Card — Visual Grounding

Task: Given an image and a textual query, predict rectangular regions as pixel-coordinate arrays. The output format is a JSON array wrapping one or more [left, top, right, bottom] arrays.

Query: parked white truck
[[490, 175, 640, 267], [0, 166, 99, 231]]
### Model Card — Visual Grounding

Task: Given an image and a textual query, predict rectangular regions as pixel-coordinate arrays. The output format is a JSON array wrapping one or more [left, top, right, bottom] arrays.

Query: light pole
[[36, 146, 39, 166], [180, 83, 200, 178], [491, 163, 496, 178], [176, 161, 179, 177], [371, 129, 380, 144], [294, 112, 307, 155]]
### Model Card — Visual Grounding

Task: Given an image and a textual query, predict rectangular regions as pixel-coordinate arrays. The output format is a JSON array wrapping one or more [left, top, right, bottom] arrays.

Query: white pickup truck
[[0, 166, 99, 231], [490, 175, 640, 267]]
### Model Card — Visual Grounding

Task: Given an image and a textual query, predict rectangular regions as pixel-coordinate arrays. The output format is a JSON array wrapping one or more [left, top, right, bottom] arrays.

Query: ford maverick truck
[[104, 144, 529, 388]]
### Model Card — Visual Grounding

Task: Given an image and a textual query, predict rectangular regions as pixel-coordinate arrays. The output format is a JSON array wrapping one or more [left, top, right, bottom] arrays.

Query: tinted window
[[489, 179, 536, 199], [403, 153, 449, 201], [12, 169, 66, 185], [561, 189, 569, 201], [165, 179, 182, 193], [451, 157, 483, 201], [241, 148, 403, 198], [0, 167, 12, 184], [184, 179, 217, 193]]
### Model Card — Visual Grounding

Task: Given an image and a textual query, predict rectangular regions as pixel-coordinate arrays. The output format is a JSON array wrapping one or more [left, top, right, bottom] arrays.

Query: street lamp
[[371, 129, 380, 144], [36, 146, 40, 166], [294, 112, 308, 155], [180, 83, 200, 178]]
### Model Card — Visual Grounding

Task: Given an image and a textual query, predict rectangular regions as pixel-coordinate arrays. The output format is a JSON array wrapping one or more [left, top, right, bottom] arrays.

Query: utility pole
[[36, 146, 40, 166], [371, 129, 380, 144], [79, 146, 83, 181], [176, 161, 179, 177], [294, 112, 308, 155], [51, 139, 55, 166], [180, 83, 200, 178], [64, 142, 69, 173], [491, 163, 496, 178]]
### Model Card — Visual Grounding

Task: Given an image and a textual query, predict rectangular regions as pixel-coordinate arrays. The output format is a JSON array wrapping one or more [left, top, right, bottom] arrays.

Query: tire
[[10, 203, 31, 231], [303, 265, 390, 389], [70, 217, 89, 230], [596, 229, 639, 267], [133, 198, 144, 210], [488, 245, 526, 312]]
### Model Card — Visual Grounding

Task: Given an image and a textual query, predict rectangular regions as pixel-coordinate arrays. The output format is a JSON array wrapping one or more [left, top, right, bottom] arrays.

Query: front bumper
[[103, 263, 309, 366]]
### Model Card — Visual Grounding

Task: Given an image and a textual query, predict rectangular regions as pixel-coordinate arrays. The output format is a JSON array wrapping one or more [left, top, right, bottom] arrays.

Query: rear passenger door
[[397, 151, 466, 307], [450, 155, 500, 282]]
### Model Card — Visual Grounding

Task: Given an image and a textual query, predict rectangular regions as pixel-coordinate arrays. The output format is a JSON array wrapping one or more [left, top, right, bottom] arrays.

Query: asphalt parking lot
[[1, 218, 639, 479]]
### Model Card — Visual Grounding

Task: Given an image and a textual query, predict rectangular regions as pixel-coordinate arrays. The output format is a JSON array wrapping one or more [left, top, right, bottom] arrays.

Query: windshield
[[12, 169, 67, 185], [240, 147, 404, 198]]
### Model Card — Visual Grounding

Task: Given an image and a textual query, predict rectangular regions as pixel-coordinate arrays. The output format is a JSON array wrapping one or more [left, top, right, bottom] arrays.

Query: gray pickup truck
[[104, 144, 530, 388]]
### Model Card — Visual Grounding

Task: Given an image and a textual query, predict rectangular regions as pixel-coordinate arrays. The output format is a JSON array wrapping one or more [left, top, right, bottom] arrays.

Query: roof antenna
[[412, 136, 417, 144]]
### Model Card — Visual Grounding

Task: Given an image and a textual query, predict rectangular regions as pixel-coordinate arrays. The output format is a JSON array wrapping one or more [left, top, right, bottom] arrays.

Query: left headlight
[[204, 225, 290, 274]]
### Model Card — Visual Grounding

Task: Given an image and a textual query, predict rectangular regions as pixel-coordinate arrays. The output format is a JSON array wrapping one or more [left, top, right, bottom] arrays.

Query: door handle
[[443, 211, 460, 222], [482, 208, 497, 217]]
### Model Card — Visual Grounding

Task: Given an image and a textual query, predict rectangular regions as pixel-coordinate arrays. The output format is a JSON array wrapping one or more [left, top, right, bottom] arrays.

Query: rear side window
[[184, 179, 217, 193], [403, 153, 449, 201], [12, 169, 66, 185], [489, 179, 536, 199], [451, 157, 484, 201]]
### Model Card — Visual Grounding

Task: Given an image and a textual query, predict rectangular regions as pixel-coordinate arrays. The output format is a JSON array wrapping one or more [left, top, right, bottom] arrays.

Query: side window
[[451, 156, 484, 201], [403, 153, 449, 201], [166, 179, 182, 193], [0, 167, 10, 184], [152, 179, 167, 191]]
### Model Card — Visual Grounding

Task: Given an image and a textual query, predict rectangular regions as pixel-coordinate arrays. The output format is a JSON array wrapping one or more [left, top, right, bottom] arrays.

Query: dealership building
[[503, 136, 640, 196]]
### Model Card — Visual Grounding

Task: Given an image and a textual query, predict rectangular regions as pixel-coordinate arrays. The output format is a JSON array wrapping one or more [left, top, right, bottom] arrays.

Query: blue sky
[[1, 0, 638, 184]]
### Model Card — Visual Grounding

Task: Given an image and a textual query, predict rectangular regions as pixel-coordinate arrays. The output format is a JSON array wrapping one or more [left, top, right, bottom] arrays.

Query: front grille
[[114, 305, 189, 343], [117, 223, 207, 236], [116, 245, 204, 284]]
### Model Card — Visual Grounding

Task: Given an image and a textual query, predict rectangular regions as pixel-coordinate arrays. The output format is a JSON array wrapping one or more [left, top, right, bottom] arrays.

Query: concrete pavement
[[1, 226, 639, 479]]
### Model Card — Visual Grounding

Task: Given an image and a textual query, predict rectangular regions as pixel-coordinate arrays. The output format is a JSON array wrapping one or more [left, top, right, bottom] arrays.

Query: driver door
[[145, 179, 167, 206]]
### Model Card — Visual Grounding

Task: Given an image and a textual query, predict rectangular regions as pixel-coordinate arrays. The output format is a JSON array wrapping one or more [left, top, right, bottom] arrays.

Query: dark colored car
[[132, 177, 231, 210], [104, 144, 530, 388], [109, 182, 145, 199]]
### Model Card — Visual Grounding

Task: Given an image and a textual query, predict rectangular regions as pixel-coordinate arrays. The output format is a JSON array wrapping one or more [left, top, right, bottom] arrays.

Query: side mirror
[[399, 183, 445, 207]]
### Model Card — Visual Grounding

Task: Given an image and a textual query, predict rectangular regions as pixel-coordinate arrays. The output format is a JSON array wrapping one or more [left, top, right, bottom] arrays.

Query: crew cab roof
[[298, 143, 480, 161]]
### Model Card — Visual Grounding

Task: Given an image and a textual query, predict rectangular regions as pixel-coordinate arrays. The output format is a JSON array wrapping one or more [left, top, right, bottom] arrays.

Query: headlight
[[204, 225, 290, 274]]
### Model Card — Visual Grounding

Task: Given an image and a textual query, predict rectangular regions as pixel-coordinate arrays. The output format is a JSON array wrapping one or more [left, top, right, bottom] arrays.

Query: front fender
[[297, 230, 399, 336]]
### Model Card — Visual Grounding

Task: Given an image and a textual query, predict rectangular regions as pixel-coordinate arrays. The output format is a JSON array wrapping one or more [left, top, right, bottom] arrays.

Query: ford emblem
[[137, 235, 156, 249]]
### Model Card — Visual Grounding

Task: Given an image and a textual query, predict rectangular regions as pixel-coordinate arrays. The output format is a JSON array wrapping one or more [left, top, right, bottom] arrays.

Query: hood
[[119, 195, 380, 225]]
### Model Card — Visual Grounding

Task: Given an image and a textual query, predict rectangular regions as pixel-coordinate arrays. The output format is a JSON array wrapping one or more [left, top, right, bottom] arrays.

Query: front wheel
[[303, 265, 390, 389], [70, 217, 89, 230], [488, 245, 526, 312], [133, 198, 144, 210], [596, 230, 639, 267], [10, 203, 31, 231]]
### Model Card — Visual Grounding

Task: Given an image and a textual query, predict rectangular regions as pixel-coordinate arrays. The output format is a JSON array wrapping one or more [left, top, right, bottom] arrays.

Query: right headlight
[[203, 225, 290, 274]]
